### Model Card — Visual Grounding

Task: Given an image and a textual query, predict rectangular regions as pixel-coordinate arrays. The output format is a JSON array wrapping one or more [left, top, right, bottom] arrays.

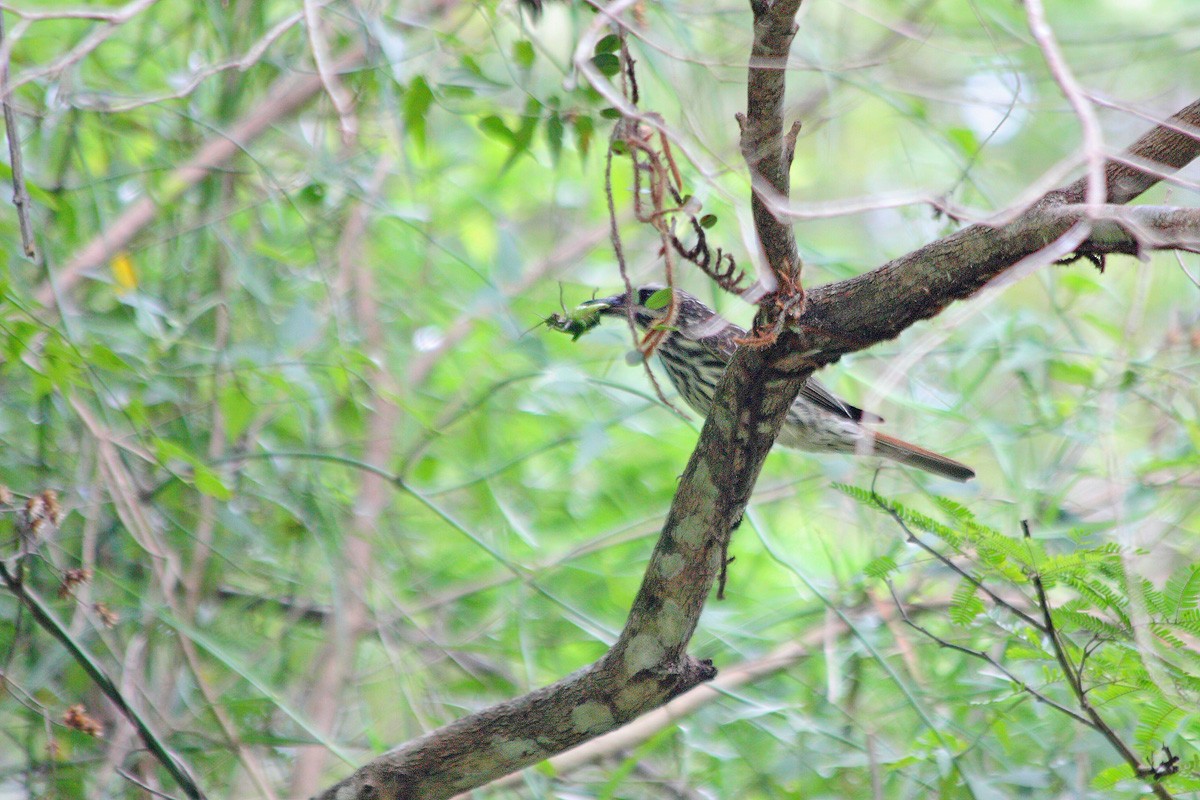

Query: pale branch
[[791, 97, 1200, 369], [1061, 205, 1200, 255], [34, 44, 366, 309], [1051, 99, 1200, 207], [0, 11, 36, 258], [1024, 0, 1106, 210]]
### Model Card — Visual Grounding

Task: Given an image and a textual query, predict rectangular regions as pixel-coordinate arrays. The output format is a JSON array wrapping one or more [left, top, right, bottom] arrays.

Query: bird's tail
[[870, 432, 975, 482]]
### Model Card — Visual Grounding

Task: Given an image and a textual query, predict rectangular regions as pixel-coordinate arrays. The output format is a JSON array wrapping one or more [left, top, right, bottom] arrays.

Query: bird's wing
[[680, 312, 883, 423], [681, 315, 742, 358], [799, 378, 884, 423]]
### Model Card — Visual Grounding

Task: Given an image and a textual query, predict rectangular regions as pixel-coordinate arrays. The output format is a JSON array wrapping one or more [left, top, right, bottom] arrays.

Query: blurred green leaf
[[592, 53, 620, 77], [513, 40, 536, 70], [404, 76, 435, 151]]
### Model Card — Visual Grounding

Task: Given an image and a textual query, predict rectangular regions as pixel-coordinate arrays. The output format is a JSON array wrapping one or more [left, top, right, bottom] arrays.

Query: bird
[[581, 285, 975, 482]]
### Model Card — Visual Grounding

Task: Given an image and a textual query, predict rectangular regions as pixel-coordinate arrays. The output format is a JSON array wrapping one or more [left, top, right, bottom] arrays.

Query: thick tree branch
[[740, 0, 804, 287], [458, 599, 953, 797], [312, 3, 812, 798], [792, 97, 1200, 367], [312, 341, 806, 800]]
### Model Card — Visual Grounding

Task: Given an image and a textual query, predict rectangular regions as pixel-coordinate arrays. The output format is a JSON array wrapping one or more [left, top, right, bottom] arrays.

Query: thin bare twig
[[1024, 0, 1106, 211], [882, 580, 1093, 727], [34, 43, 367, 308], [303, 0, 356, 145], [67, 12, 305, 113], [0, 11, 35, 257], [604, 118, 689, 418], [0, 0, 159, 102]]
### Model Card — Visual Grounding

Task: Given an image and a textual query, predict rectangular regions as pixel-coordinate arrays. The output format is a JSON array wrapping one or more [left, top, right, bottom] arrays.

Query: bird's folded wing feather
[[799, 378, 884, 423]]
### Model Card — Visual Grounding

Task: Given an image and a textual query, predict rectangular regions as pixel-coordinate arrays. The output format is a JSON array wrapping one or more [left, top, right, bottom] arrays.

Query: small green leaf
[[87, 344, 131, 372], [299, 182, 325, 204], [192, 464, 232, 501], [1047, 359, 1093, 386], [592, 53, 620, 77], [403, 76, 434, 152], [645, 288, 672, 310], [599, 107, 622, 120], [499, 98, 542, 172], [699, 214, 717, 229], [946, 126, 978, 156], [513, 40, 535, 70], [574, 115, 594, 159], [545, 112, 563, 164], [595, 34, 620, 54], [479, 115, 515, 144]]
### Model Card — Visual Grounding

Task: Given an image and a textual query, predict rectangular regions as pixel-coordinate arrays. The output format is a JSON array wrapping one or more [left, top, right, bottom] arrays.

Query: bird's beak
[[579, 294, 624, 314]]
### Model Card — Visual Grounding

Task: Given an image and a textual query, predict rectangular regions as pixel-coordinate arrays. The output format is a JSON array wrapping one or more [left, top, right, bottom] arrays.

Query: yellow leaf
[[110, 252, 137, 293]]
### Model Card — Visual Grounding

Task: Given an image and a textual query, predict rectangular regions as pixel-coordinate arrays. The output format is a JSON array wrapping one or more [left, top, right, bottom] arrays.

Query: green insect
[[542, 299, 605, 341]]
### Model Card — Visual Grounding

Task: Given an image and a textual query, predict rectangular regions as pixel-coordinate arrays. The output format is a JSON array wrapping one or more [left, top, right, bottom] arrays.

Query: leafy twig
[[1022, 521, 1173, 798], [0, 559, 204, 800], [870, 490, 1046, 632]]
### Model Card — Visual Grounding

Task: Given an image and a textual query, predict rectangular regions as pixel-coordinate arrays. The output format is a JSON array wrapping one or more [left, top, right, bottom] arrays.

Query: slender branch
[[302, 0, 356, 145], [0, 560, 204, 800], [0, 10, 35, 257], [0, 0, 157, 103], [882, 580, 1093, 727], [1024, 0, 1106, 211]]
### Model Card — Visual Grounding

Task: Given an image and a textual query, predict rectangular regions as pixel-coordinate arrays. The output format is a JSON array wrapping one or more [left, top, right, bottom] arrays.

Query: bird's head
[[580, 284, 715, 332]]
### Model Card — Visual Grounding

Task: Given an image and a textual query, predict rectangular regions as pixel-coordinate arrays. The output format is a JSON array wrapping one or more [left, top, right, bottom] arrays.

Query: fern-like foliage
[[838, 483, 1200, 785]]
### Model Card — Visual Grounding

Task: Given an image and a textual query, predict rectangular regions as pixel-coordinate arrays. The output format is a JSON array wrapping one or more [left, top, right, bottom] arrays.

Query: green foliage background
[[0, 0, 1198, 797]]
